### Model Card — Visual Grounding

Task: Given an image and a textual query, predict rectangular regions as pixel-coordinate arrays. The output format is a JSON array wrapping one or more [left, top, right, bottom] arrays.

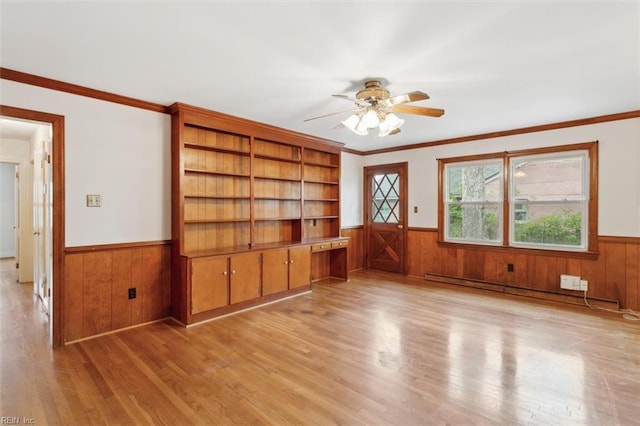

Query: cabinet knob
[[232, 270, 236, 274], [290, 259, 294, 264], [284, 261, 288, 264], [223, 271, 227, 275], [320, 245, 324, 249]]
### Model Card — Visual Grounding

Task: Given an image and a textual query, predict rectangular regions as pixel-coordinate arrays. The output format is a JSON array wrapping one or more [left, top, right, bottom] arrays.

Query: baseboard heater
[[424, 273, 620, 310]]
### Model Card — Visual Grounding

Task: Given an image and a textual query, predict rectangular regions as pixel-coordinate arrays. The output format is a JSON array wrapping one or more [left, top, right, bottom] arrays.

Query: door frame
[[0, 105, 65, 347], [363, 162, 408, 274]]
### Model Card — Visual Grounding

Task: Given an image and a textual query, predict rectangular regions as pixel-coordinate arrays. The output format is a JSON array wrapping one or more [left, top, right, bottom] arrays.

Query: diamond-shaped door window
[[372, 173, 400, 223]]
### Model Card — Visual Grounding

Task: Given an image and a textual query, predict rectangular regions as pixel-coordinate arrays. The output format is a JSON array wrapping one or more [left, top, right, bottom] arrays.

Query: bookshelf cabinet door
[[191, 257, 229, 314], [289, 246, 311, 289], [229, 252, 261, 304], [262, 249, 289, 296]]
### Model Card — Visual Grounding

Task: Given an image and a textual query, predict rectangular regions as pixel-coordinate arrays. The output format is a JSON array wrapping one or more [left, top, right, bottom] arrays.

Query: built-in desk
[[309, 237, 349, 281]]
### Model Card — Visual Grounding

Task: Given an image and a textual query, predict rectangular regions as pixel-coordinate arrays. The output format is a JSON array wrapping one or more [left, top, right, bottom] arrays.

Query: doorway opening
[[0, 106, 65, 347]]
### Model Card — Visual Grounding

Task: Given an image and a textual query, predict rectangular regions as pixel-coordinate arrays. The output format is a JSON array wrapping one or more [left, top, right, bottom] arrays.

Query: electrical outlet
[[579, 280, 588, 291], [560, 274, 581, 290], [128, 288, 136, 299], [507, 263, 514, 272]]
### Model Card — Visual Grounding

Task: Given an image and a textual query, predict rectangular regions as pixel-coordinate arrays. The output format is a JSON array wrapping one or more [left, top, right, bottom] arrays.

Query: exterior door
[[364, 162, 408, 274]]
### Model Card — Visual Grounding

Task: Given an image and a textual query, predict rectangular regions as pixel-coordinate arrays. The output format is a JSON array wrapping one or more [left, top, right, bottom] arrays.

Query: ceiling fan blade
[[332, 94, 371, 107], [388, 91, 430, 105], [392, 104, 444, 117], [303, 108, 361, 122]]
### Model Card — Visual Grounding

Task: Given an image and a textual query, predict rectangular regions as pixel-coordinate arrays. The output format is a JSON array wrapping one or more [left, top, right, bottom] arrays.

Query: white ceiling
[[1, 1, 639, 152], [0, 118, 42, 141]]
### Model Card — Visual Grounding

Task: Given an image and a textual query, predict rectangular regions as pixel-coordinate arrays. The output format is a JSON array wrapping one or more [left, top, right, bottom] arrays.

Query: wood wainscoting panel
[[63, 242, 171, 343], [407, 228, 640, 310], [112, 249, 134, 330], [82, 251, 113, 336], [341, 226, 363, 272], [625, 244, 639, 311], [63, 254, 84, 342]]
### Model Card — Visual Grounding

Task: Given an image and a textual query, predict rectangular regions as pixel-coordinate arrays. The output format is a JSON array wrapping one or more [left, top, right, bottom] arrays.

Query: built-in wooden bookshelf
[[170, 103, 347, 325], [181, 125, 251, 252], [303, 148, 340, 240]]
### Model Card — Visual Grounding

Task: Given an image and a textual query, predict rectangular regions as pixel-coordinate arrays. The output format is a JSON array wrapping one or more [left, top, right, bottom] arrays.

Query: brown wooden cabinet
[[262, 249, 289, 296], [190, 257, 229, 315], [289, 246, 311, 289], [230, 252, 261, 304], [170, 103, 347, 325], [262, 246, 312, 295]]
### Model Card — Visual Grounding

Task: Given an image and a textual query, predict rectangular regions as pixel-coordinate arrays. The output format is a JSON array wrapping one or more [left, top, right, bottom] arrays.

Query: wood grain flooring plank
[[3, 259, 640, 425]]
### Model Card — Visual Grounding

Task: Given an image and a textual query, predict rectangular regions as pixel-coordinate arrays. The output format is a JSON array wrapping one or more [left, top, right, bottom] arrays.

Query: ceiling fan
[[305, 79, 444, 137]]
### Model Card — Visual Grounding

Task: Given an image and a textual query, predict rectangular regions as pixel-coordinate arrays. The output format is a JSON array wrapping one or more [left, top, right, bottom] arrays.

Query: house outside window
[[514, 202, 528, 223], [438, 142, 598, 254]]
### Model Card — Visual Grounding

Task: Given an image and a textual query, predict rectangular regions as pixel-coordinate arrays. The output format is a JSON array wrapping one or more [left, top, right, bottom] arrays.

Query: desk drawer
[[331, 241, 348, 248], [311, 243, 331, 252]]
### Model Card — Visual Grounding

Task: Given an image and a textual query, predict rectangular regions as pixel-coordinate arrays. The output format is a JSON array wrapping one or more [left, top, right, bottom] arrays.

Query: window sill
[[436, 240, 600, 260]]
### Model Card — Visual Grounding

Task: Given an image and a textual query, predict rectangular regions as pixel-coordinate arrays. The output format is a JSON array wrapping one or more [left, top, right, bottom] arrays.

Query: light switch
[[86, 194, 101, 207]]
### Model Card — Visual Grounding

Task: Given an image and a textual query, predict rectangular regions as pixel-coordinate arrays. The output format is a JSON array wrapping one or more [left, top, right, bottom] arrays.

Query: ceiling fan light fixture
[[360, 109, 380, 129], [342, 114, 368, 135], [378, 113, 404, 137], [341, 114, 359, 130], [306, 79, 443, 138], [354, 118, 369, 135]]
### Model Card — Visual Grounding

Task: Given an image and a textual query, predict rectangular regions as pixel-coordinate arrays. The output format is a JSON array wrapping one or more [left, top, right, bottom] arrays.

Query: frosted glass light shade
[[378, 113, 404, 137], [341, 114, 368, 135], [360, 109, 380, 128]]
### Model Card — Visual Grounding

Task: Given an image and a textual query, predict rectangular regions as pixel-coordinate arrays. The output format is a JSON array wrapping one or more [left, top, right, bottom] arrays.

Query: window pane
[[447, 203, 501, 242], [371, 173, 400, 223], [447, 163, 501, 202], [513, 203, 584, 247], [512, 156, 584, 201]]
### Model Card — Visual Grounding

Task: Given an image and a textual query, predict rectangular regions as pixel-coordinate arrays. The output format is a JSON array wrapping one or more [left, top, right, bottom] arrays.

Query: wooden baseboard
[[188, 286, 311, 325], [423, 273, 620, 310], [64, 317, 171, 345]]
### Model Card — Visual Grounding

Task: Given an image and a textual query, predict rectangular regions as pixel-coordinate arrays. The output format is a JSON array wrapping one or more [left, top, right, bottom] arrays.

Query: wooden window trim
[[437, 141, 599, 257]]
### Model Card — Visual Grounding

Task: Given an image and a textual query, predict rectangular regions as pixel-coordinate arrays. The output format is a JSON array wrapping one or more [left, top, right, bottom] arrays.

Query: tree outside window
[[438, 142, 597, 253]]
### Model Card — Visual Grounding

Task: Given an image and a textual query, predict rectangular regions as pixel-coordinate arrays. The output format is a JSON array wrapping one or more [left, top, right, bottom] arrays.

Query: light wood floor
[[2, 263, 639, 425]]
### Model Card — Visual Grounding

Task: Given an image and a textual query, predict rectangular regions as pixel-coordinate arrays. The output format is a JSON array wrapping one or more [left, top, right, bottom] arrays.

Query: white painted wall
[[0, 163, 16, 257], [0, 80, 171, 247], [2, 79, 637, 241], [340, 152, 364, 228], [342, 118, 640, 237]]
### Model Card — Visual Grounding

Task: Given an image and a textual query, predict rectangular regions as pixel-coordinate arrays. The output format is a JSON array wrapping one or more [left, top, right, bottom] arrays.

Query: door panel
[[263, 249, 289, 296], [364, 163, 408, 274], [289, 246, 311, 289], [191, 257, 228, 314], [230, 252, 261, 304]]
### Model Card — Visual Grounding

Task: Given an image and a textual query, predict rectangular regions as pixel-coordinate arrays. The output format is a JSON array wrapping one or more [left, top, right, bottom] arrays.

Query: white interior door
[[33, 139, 51, 314], [13, 164, 20, 276]]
